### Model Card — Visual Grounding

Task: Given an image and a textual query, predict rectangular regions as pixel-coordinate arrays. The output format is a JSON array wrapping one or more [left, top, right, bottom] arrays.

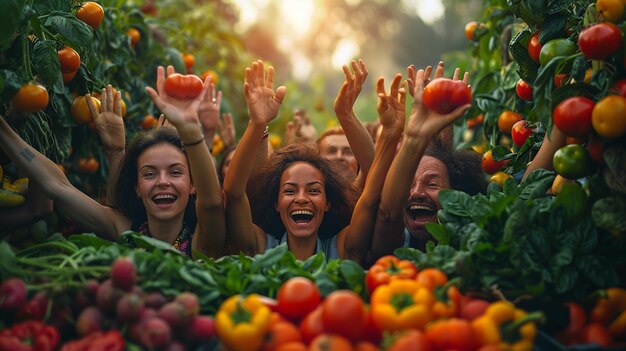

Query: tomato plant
[[553, 144, 592, 180], [578, 22, 622, 60], [511, 120, 535, 147], [482, 150, 508, 174], [497, 111, 522, 134], [77, 157, 100, 174], [76, 2, 105, 30], [58, 46, 80, 73], [71, 95, 100, 124], [201, 69, 219, 86], [554, 73, 569, 88], [422, 78, 472, 114], [527, 32, 541, 63], [553, 96, 595, 138], [276, 277, 321, 322], [12, 83, 49, 114], [164, 73, 204, 99], [539, 38, 577, 65], [515, 79, 533, 101], [465, 21, 477, 40], [183, 53, 196, 71], [592, 95, 626, 139]]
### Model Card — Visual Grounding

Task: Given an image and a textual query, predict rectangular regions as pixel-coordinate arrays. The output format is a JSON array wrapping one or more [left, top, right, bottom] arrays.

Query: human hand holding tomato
[[404, 65, 471, 141], [87, 85, 125, 152], [333, 59, 368, 120], [375, 73, 406, 136], [406, 61, 442, 97], [243, 60, 287, 126], [146, 66, 209, 136]]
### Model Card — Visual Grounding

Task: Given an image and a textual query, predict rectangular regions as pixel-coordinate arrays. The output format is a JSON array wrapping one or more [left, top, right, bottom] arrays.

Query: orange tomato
[[497, 111, 523, 134], [63, 70, 78, 84], [261, 321, 302, 351], [592, 95, 626, 139], [76, 2, 104, 30], [467, 114, 484, 128], [309, 334, 354, 351], [465, 21, 478, 40], [126, 28, 140, 47], [200, 69, 219, 86], [13, 83, 49, 113], [71, 95, 100, 124], [182, 53, 195, 70], [141, 114, 158, 130], [77, 157, 99, 174]]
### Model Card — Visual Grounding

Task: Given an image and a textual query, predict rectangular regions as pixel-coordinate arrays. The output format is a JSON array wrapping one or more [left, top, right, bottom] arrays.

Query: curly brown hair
[[246, 143, 358, 239], [425, 139, 488, 196]]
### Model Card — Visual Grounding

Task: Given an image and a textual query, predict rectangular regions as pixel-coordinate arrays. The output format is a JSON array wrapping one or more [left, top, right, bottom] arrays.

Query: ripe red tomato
[[482, 150, 508, 174], [163, 73, 203, 99], [276, 277, 321, 322], [467, 113, 484, 128], [13, 83, 49, 113], [516, 79, 533, 101], [611, 79, 626, 97], [497, 111, 523, 134], [465, 21, 477, 40], [578, 22, 622, 60], [58, 46, 80, 73], [426, 318, 476, 351], [527, 32, 542, 63], [321, 290, 366, 341], [299, 307, 325, 344], [511, 120, 534, 147], [422, 78, 472, 114], [387, 329, 431, 351], [554, 73, 568, 88], [76, 2, 104, 30], [63, 70, 78, 84], [553, 96, 595, 138], [587, 137, 605, 164]]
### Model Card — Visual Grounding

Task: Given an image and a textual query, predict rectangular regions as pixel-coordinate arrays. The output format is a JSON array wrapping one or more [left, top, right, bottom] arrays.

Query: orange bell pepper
[[365, 255, 418, 295], [370, 279, 433, 332]]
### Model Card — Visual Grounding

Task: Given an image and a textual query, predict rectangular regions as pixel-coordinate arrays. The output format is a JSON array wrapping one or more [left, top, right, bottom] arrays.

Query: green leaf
[[554, 265, 577, 294], [510, 29, 539, 84], [118, 231, 182, 255], [603, 145, 626, 194], [553, 183, 588, 220], [339, 259, 365, 296], [426, 223, 449, 245], [164, 47, 186, 74], [33, 0, 71, 13], [592, 196, 626, 232], [250, 244, 289, 271], [0, 241, 17, 278], [0, 70, 21, 102], [546, 0, 573, 14], [44, 12, 93, 49], [67, 233, 115, 249], [518, 169, 554, 200], [302, 252, 325, 275], [32, 40, 63, 94], [0, 0, 26, 51]]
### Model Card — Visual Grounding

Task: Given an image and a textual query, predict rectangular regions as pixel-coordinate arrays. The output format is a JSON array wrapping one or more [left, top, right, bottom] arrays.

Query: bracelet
[[182, 135, 205, 147], [261, 126, 269, 140]]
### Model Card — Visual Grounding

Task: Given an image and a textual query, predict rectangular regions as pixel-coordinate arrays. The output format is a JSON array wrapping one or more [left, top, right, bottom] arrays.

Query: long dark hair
[[246, 143, 358, 239], [113, 128, 197, 230]]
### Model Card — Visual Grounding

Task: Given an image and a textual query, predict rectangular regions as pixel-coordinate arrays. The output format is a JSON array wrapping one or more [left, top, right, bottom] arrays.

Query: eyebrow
[[139, 163, 186, 170], [282, 181, 324, 187]]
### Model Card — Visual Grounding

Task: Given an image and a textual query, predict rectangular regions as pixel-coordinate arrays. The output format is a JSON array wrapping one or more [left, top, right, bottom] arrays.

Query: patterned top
[[265, 233, 339, 261], [138, 222, 193, 256]]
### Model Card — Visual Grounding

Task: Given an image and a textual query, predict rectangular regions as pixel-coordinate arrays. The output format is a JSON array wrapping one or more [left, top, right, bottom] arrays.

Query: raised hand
[[407, 61, 440, 97], [87, 85, 125, 152], [217, 112, 236, 148], [197, 76, 221, 137], [243, 60, 286, 126], [405, 65, 471, 140], [285, 109, 318, 144], [145, 66, 209, 131], [333, 59, 368, 119], [376, 74, 406, 135]]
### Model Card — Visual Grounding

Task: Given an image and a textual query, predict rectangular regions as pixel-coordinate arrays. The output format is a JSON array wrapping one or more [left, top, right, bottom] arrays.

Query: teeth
[[291, 210, 314, 216], [409, 205, 432, 211], [153, 194, 176, 200]]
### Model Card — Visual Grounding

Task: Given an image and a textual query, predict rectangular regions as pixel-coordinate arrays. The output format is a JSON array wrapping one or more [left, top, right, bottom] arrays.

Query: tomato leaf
[[518, 169, 554, 200], [510, 29, 538, 84], [426, 223, 449, 245], [338, 259, 365, 296], [32, 40, 63, 94], [44, 12, 93, 50], [0, 0, 26, 51], [32, 0, 71, 13], [592, 196, 626, 233], [0, 69, 21, 102], [545, 0, 573, 14]]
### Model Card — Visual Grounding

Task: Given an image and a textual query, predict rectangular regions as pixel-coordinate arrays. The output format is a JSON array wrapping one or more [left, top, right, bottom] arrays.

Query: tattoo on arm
[[19, 148, 36, 162]]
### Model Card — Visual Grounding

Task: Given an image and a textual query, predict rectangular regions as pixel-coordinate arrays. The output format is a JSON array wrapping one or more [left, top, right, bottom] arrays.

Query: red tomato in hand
[[163, 73, 203, 99], [276, 277, 321, 322], [321, 290, 366, 341], [553, 96, 595, 138], [516, 79, 533, 101], [511, 120, 535, 147], [578, 22, 622, 60], [482, 150, 508, 175], [422, 78, 472, 114], [528, 32, 542, 63]]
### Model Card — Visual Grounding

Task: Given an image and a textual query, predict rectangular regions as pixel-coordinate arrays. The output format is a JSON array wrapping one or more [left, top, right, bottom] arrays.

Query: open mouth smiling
[[406, 203, 436, 222], [152, 194, 177, 205], [290, 209, 314, 224]]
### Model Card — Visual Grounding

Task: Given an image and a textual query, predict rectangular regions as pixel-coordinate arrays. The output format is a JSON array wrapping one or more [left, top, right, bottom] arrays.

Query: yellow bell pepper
[[215, 294, 271, 351], [471, 301, 541, 351], [370, 279, 433, 332]]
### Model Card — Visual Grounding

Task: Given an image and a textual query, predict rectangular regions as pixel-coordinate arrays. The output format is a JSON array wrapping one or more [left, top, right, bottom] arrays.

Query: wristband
[[261, 125, 269, 140], [183, 135, 205, 147]]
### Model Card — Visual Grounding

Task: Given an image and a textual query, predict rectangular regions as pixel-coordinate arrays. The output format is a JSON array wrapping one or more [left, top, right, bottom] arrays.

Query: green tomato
[[553, 144, 592, 180], [539, 39, 577, 66]]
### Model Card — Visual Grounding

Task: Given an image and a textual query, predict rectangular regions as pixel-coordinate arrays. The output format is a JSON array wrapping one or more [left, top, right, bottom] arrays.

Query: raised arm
[[333, 59, 376, 188], [285, 109, 318, 145], [522, 125, 566, 181], [338, 73, 405, 264], [0, 116, 126, 238], [197, 76, 221, 151], [372, 65, 471, 258], [87, 85, 125, 206], [222, 60, 286, 255], [146, 66, 226, 259]]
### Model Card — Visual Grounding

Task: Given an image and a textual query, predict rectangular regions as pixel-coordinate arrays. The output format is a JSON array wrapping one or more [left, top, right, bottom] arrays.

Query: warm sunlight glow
[[279, 0, 315, 37], [331, 39, 359, 69], [403, 0, 445, 25]]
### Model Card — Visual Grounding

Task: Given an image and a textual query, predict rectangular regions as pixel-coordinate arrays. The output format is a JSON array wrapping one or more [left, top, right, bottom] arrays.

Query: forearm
[[223, 122, 266, 198], [523, 126, 566, 181], [336, 111, 375, 175], [105, 149, 124, 206], [253, 132, 269, 168]]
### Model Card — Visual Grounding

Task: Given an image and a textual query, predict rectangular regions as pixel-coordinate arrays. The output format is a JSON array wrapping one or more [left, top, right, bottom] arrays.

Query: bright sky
[[230, 0, 445, 78]]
